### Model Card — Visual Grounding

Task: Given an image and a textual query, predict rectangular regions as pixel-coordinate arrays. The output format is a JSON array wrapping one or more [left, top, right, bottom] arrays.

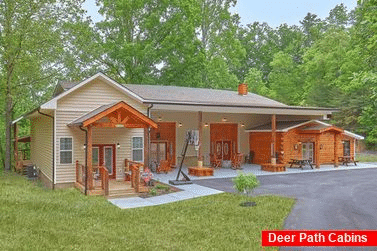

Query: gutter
[[79, 126, 88, 195], [37, 108, 55, 190], [142, 100, 338, 112]]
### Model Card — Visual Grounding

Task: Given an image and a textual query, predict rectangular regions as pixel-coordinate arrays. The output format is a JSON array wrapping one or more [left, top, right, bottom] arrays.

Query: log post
[[271, 114, 277, 165], [87, 125, 93, 189], [334, 133, 339, 167], [198, 111, 203, 163], [315, 134, 320, 168]]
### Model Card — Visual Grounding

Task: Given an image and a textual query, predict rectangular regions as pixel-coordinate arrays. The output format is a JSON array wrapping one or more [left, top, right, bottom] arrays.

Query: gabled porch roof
[[245, 120, 364, 140], [68, 101, 158, 128]]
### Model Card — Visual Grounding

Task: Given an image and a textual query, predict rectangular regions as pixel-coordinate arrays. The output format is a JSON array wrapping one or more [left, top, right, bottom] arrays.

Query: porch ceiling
[[68, 101, 158, 128]]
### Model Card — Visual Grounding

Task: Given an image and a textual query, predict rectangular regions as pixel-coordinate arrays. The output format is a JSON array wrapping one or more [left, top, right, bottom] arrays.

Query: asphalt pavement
[[193, 168, 377, 251]]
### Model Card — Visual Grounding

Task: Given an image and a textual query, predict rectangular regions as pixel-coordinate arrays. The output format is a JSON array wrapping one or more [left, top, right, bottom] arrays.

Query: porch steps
[[107, 188, 137, 198]]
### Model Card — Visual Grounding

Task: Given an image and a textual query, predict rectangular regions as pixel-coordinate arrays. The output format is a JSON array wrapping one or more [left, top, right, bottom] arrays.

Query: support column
[[198, 111, 203, 164], [13, 123, 18, 167], [271, 114, 276, 165], [334, 133, 339, 167], [87, 125, 93, 189], [315, 134, 320, 168], [144, 127, 149, 168]]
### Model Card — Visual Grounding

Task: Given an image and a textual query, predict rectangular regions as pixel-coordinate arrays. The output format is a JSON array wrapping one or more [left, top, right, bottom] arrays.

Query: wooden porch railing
[[76, 161, 109, 196], [98, 166, 109, 196], [125, 159, 147, 193], [76, 160, 85, 185]]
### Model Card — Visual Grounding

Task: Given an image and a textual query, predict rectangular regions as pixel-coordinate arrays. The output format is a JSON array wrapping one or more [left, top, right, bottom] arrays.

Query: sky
[[83, 0, 358, 28]]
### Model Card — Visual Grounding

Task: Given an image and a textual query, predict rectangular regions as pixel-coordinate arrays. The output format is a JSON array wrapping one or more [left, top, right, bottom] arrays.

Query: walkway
[[109, 162, 376, 209]]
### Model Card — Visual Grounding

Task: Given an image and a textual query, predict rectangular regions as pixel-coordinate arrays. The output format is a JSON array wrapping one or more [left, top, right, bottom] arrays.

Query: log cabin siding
[[249, 132, 284, 164]]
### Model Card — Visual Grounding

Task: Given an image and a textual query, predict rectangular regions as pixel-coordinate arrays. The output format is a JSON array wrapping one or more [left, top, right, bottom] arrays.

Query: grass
[[0, 171, 295, 251], [356, 153, 377, 163]]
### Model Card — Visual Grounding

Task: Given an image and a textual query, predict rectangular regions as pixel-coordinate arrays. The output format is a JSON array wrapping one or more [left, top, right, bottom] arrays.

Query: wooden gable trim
[[83, 101, 157, 128]]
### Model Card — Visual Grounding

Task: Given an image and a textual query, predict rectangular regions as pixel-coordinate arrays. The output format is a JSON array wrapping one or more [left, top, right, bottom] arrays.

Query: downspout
[[37, 108, 55, 190], [147, 104, 153, 168], [79, 126, 88, 195]]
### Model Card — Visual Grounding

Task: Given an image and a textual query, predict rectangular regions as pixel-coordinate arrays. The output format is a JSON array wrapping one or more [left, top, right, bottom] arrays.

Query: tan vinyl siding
[[57, 78, 147, 114], [30, 115, 53, 181], [54, 78, 148, 184]]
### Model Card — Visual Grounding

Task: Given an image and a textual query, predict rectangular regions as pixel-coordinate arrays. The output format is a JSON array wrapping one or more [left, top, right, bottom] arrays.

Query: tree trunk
[[4, 82, 13, 171]]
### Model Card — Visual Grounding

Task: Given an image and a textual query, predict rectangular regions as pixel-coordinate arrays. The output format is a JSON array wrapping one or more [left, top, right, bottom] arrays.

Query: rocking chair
[[156, 160, 171, 174], [210, 153, 222, 168], [231, 153, 243, 170]]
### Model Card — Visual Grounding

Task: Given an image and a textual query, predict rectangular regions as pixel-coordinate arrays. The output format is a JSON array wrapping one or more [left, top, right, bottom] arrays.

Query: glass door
[[302, 143, 314, 161], [104, 146, 113, 175]]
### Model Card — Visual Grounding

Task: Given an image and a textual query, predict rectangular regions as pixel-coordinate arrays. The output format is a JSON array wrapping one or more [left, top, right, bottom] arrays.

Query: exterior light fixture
[[83, 144, 86, 149], [294, 144, 298, 150], [117, 143, 120, 148], [204, 123, 209, 127], [178, 123, 183, 127], [115, 124, 124, 128], [158, 117, 162, 121], [222, 118, 227, 122], [240, 123, 245, 127]]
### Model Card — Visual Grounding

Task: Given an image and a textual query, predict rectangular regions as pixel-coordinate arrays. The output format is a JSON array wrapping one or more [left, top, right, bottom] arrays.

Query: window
[[343, 140, 351, 157], [60, 138, 72, 164], [132, 137, 143, 162]]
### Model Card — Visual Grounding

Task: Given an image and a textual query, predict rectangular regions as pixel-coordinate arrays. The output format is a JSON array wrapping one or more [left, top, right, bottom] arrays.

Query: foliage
[[0, 173, 294, 250], [233, 172, 260, 197]]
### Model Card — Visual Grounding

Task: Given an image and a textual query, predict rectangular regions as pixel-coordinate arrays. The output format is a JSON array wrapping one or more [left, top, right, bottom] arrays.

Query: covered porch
[[69, 101, 158, 196]]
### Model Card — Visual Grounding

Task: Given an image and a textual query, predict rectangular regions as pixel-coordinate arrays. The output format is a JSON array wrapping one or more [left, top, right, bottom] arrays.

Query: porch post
[[271, 114, 276, 164], [334, 133, 339, 167], [13, 123, 18, 165], [198, 111, 203, 163], [144, 127, 149, 168], [87, 125, 93, 189], [315, 134, 320, 168]]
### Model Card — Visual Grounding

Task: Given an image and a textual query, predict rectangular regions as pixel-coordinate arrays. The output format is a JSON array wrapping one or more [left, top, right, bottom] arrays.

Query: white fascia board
[[151, 104, 331, 116], [41, 72, 145, 110], [344, 130, 364, 140]]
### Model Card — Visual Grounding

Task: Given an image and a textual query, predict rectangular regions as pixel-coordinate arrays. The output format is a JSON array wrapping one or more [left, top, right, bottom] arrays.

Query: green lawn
[[0, 171, 294, 251], [356, 153, 377, 163]]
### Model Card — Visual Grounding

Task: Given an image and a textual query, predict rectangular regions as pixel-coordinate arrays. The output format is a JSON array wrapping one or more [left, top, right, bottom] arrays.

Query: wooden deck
[[75, 180, 138, 198]]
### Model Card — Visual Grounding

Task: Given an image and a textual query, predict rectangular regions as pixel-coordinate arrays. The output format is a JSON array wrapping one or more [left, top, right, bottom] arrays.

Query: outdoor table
[[338, 156, 359, 166], [289, 159, 313, 169]]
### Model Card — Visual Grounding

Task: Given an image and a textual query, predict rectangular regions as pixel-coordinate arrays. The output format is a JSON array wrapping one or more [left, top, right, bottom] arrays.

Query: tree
[[0, 0, 92, 170]]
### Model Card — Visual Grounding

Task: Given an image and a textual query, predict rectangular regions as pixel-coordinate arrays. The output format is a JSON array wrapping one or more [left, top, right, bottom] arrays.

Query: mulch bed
[[139, 180, 181, 198]]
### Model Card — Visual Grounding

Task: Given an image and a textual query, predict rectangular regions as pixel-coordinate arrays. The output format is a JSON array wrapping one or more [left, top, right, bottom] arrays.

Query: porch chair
[[156, 160, 171, 174], [210, 153, 222, 168], [231, 153, 244, 170]]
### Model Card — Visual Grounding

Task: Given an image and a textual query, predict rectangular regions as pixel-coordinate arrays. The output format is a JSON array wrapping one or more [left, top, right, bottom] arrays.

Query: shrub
[[149, 188, 157, 196], [232, 172, 260, 198]]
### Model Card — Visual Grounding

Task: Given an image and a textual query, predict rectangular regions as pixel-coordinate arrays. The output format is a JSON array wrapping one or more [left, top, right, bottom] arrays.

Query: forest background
[[1, 0, 376, 170]]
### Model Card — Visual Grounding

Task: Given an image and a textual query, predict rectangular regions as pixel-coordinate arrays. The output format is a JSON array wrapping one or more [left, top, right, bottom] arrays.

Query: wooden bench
[[188, 167, 214, 176], [338, 156, 359, 166], [261, 163, 286, 172]]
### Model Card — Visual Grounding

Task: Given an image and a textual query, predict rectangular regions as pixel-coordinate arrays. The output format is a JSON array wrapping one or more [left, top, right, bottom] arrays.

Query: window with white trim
[[132, 137, 143, 162], [60, 138, 73, 164]]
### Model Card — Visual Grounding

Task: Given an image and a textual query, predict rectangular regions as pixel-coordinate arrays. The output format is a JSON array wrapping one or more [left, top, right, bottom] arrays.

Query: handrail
[[98, 166, 109, 196]]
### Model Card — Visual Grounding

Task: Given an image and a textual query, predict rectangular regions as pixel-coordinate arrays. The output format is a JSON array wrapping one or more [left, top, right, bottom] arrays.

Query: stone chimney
[[238, 83, 248, 95]]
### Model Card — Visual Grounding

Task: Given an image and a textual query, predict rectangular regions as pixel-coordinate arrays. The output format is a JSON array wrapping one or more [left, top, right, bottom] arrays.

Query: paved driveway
[[193, 168, 377, 251]]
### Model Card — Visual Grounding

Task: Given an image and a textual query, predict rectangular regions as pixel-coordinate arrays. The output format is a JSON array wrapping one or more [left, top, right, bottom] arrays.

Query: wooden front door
[[215, 140, 232, 160], [92, 144, 116, 179], [150, 142, 167, 165], [302, 142, 314, 162], [210, 123, 238, 163]]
